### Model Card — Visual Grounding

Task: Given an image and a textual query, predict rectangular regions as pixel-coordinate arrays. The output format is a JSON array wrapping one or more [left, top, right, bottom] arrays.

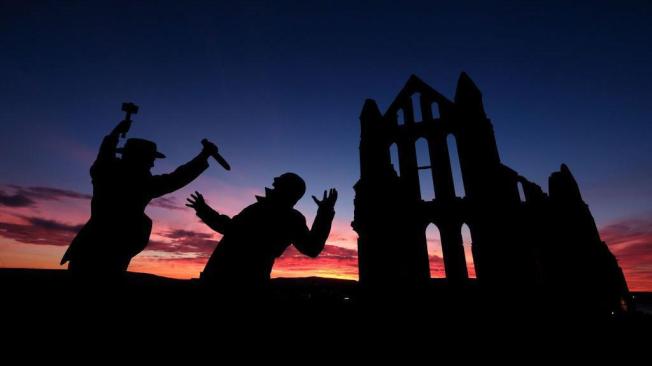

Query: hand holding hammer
[[120, 102, 139, 138]]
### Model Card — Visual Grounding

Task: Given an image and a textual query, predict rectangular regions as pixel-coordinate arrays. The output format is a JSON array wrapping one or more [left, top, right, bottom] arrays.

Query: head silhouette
[[117, 138, 166, 170], [266, 172, 306, 207]]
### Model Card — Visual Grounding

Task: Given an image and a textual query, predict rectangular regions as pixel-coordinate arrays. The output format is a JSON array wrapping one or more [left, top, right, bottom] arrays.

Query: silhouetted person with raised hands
[[186, 173, 337, 295], [61, 118, 219, 282]]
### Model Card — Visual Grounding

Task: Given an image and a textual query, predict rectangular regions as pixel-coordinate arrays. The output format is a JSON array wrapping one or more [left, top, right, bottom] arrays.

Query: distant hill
[[1, 268, 650, 328], [0, 267, 358, 304]]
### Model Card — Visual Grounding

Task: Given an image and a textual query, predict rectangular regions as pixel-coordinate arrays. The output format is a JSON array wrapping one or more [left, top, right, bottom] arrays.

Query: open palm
[[312, 188, 338, 210]]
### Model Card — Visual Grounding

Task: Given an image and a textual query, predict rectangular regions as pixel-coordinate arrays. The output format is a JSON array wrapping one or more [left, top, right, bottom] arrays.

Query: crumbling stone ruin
[[352, 73, 630, 314]]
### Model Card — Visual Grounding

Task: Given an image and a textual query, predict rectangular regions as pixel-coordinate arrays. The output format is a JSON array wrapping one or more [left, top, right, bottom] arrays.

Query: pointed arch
[[416, 138, 435, 200], [411, 93, 423, 122], [389, 143, 400, 176], [397, 109, 406, 125], [431, 102, 440, 119], [517, 181, 526, 203], [461, 223, 476, 278], [426, 223, 445, 278], [446, 134, 466, 198]]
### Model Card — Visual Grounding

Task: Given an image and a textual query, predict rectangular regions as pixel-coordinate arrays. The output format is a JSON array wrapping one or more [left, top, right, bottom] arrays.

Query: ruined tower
[[352, 73, 630, 313]]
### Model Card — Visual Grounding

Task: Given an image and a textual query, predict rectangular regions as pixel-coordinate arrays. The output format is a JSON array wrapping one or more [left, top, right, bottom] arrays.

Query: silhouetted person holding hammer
[[61, 115, 221, 282], [186, 173, 337, 295]]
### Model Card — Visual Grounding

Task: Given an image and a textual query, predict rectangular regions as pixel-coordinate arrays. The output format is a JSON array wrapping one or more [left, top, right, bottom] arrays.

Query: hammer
[[201, 139, 231, 171], [121, 102, 139, 138]]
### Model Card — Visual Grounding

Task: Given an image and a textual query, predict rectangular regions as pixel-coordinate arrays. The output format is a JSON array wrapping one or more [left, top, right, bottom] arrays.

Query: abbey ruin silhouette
[[352, 73, 631, 313]]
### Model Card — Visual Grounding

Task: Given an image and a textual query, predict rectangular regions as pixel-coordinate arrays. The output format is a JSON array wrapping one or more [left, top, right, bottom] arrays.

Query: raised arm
[[293, 189, 337, 258], [186, 191, 232, 234], [149, 140, 218, 198], [90, 120, 131, 176]]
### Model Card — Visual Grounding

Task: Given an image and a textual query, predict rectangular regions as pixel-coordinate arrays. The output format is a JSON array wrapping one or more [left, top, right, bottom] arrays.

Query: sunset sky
[[1, 1, 651, 290]]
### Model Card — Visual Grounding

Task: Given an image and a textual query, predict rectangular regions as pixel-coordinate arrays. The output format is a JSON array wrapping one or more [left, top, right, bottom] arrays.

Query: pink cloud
[[0, 190, 35, 207], [150, 196, 185, 211], [146, 229, 219, 258], [0, 216, 82, 247], [600, 216, 652, 291], [0, 185, 91, 208]]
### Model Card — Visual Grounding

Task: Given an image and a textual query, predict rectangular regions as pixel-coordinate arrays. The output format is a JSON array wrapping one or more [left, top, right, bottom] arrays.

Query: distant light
[[344, 297, 350, 301]]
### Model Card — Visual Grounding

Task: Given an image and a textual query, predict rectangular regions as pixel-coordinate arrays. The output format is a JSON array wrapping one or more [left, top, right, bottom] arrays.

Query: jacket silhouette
[[186, 173, 337, 291], [61, 119, 218, 278]]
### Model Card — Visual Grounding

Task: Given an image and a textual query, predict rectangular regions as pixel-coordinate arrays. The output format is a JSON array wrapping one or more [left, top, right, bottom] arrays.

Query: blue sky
[[2, 1, 651, 225]]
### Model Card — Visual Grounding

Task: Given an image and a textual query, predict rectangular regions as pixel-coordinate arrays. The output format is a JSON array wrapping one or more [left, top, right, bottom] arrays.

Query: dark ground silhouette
[[1, 268, 650, 334]]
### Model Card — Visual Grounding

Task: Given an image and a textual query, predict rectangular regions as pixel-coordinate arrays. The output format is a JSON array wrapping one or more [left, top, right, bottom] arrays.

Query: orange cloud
[[600, 216, 652, 291], [272, 245, 359, 280]]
